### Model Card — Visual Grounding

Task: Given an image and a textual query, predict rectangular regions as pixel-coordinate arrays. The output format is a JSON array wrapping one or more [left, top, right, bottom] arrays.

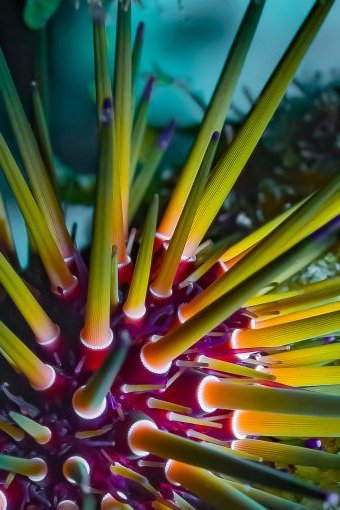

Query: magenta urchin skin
[[0, 254, 252, 508], [0, 245, 334, 507], [158, 369, 208, 417]]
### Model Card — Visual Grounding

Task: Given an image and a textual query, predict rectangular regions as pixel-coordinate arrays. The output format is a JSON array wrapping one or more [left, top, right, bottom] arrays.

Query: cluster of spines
[[0, 0, 340, 509]]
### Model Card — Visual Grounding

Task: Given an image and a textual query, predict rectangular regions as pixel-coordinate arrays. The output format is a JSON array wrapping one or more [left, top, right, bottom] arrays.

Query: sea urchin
[[0, 1, 340, 509]]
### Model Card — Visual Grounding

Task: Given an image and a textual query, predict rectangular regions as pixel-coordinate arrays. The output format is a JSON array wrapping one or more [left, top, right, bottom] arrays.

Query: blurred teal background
[[51, 1, 340, 117], [46, 0, 340, 171]]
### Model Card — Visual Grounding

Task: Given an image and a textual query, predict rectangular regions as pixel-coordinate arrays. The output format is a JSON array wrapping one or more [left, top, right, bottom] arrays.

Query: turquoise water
[[49, 0, 340, 126]]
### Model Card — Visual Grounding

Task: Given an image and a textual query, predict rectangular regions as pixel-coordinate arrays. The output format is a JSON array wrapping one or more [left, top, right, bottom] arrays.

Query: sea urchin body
[[0, 1, 340, 509]]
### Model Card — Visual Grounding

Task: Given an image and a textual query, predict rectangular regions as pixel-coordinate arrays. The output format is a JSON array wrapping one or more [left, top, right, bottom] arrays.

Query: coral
[[0, 1, 339, 509]]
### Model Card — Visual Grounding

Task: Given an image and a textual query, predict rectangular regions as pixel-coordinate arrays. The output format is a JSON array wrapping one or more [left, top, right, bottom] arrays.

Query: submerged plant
[[0, 1, 340, 509]]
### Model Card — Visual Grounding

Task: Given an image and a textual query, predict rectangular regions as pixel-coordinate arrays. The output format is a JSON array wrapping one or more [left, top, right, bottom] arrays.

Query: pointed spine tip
[[327, 493, 339, 507], [142, 76, 155, 102], [91, 4, 106, 24], [136, 22, 145, 41], [100, 98, 114, 124], [212, 131, 220, 142], [158, 120, 176, 150]]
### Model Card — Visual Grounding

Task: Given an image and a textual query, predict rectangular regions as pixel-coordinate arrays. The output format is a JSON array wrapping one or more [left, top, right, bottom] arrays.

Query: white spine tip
[[149, 286, 172, 299], [140, 344, 172, 375], [230, 328, 242, 349], [127, 419, 157, 457], [80, 328, 114, 351], [118, 256, 132, 270], [72, 386, 107, 420], [38, 325, 61, 346], [63, 456, 90, 484], [31, 364, 56, 391], [57, 501, 79, 510], [28, 457, 48, 482], [101, 494, 114, 510], [37, 426, 52, 444], [0, 490, 7, 510], [177, 306, 186, 324], [231, 410, 247, 440], [164, 459, 180, 486], [123, 306, 146, 321], [197, 375, 219, 413]]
